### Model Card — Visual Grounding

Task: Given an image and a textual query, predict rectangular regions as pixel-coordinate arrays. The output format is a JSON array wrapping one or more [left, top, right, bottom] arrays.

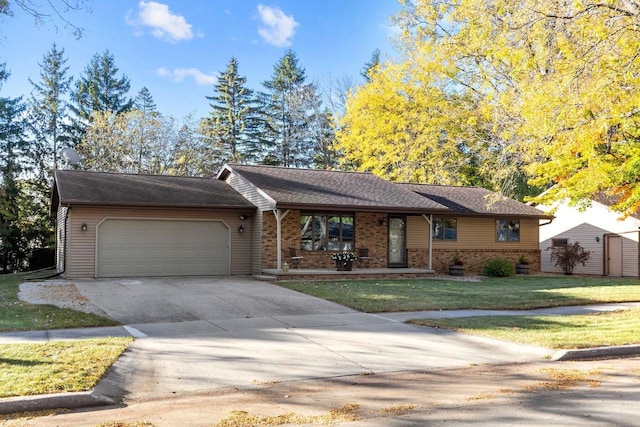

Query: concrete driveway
[[71, 277, 552, 403], [74, 276, 354, 327]]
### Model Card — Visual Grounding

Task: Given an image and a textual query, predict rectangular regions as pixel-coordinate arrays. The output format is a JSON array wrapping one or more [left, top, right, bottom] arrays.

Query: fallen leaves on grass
[[214, 403, 360, 427]]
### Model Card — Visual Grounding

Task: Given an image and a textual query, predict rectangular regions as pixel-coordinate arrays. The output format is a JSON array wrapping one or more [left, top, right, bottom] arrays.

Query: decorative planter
[[336, 261, 353, 271], [449, 265, 464, 276], [515, 263, 530, 275]]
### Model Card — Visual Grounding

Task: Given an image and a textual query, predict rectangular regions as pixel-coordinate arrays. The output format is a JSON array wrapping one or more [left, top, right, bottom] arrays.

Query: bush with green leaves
[[483, 258, 515, 277]]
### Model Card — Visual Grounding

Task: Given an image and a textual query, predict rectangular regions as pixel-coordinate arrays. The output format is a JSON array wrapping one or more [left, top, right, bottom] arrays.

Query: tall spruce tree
[[69, 50, 133, 145], [204, 57, 263, 164], [361, 49, 381, 82], [262, 49, 308, 167], [134, 86, 159, 173], [135, 86, 156, 114], [0, 64, 27, 271], [29, 43, 73, 173]]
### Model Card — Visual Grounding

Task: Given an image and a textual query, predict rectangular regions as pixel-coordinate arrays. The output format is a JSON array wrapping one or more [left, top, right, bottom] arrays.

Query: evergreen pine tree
[[69, 50, 133, 145], [361, 49, 381, 82], [134, 86, 159, 173], [135, 86, 157, 114], [28, 43, 73, 174], [262, 49, 308, 167], [0, 64, 28, 271], [204, 57, 263, 164]]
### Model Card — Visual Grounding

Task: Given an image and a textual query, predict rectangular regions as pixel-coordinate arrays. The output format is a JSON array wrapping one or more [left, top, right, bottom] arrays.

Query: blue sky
[[1, 1, 402, 119]]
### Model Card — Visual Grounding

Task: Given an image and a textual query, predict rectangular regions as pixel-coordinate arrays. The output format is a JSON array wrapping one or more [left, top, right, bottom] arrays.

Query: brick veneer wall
[[430, 249, 541, 274], [261, 210, 541, 273], [262, 210, 390, 270]]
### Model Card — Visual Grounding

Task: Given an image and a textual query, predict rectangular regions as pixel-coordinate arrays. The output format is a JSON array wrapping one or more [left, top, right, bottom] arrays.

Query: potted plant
[[331, 251, 358, 271], [549, 242, 591, 275], [449, 253, 465, 276], [516, 255, 530, 275]]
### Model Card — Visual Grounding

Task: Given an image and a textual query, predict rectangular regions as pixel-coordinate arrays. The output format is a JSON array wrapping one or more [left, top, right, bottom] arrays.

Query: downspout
[[421, 214, 433, 271], [273, 209, 290, 271]]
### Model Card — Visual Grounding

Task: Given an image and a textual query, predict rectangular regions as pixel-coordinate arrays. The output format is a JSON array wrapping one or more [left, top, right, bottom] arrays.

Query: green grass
[[278, 276, 640, 312], [0, 273, 118, 332], [0, 337, 133, 398], [409, 308, 640, 349]]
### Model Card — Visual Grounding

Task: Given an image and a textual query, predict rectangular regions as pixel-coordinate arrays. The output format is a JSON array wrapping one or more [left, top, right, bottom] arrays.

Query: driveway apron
[[72, 277, 552, 402]]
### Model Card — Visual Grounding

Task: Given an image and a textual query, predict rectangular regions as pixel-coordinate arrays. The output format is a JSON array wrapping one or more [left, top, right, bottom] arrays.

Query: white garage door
[[97, 219, 229, 277]]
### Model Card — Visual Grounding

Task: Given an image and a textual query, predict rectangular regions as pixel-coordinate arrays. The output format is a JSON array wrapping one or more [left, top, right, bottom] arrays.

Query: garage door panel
[[97, 219, 229, 277]]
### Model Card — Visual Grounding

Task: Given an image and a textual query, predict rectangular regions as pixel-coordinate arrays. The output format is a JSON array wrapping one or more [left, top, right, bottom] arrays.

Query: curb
[[552, 344, 640, 361], [0, 390, 115, 415]]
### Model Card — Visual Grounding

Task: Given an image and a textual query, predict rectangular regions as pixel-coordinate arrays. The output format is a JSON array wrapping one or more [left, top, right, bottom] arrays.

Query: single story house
[[537, 198, 640, 277], [52, 165, 551, 279]]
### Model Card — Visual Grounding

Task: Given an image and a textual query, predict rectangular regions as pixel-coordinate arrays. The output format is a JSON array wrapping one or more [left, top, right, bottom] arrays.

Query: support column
[[422, 214, 433, 271], [273, 209, 290, 271]]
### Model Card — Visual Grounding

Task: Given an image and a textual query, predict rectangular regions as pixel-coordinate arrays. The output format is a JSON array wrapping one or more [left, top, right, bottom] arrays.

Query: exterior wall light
[[378, 218, 387, 226], [81, 223, 88, 231], [238, 225, 244, 234]]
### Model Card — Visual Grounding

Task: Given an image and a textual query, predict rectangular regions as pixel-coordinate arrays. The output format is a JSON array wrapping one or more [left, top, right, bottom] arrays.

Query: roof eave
[[59, 200, 256, 211], [275, 202, 450, 214]]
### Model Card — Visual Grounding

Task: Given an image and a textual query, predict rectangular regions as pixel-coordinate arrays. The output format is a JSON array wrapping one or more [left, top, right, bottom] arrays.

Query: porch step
[[260, 268, 436, 282], [253, 274, 278, 282]]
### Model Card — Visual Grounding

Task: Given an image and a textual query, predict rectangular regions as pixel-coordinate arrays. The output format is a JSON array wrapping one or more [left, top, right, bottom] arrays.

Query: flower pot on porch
[[449, 265, 464, 276], [515, 263, 530, 275], [336, 260, 353, 271]]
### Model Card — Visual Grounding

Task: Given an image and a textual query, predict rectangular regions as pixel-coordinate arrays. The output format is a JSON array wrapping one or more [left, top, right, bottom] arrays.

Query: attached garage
[[51, 170, 256, 279], [97, 219, 229, 277]]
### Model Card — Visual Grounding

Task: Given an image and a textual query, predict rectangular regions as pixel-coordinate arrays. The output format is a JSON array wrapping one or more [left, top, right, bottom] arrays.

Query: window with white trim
[[496, 219, 520, 242]]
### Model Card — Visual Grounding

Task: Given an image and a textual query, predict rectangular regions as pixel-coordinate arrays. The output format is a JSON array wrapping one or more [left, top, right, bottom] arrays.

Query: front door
[[388, 216, 407, 267]]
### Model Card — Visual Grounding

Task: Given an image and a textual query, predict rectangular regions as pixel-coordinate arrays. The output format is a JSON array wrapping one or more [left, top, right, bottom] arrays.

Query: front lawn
[[0, 273, 118, 332], [409, 308, 640, 349], [0, 337, 133, 398], [278, 276, 640, 312]]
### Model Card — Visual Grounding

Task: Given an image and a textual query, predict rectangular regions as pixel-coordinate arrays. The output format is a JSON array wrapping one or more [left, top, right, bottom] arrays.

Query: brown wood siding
[[251, 211, 263, 274], [407, 215, 430, 249], [65, 206, 252, 279], [225, 172, 273, 210], [56, 206, 68, 273], [432, 217, 539, 250]]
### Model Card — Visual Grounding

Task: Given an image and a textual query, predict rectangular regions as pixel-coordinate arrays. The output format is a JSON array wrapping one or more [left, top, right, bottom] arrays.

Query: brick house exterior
[[219, 165, 551, 275], [52, 165, 551, 278]]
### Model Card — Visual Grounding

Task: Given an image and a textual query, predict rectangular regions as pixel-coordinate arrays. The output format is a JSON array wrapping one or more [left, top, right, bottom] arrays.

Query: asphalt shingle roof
[[399, 183, 551, 218], [223, 164, 449, 213], [53, 170, 255, 210]]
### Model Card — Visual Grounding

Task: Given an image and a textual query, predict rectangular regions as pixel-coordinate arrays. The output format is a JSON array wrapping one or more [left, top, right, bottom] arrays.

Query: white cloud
[[156, 67, 217, 85], [257, 4, 298, 47], [126, 1, 193, 43]]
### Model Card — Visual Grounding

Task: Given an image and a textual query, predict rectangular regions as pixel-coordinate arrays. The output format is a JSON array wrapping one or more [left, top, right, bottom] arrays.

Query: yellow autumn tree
[[338, 61, 489, 184], [337, 0, 640, 212]]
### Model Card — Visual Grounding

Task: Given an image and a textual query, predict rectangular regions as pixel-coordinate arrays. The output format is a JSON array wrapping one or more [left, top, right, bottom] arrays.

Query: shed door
[[97, 219, 229, 278], [607, 235, 623, 277]]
